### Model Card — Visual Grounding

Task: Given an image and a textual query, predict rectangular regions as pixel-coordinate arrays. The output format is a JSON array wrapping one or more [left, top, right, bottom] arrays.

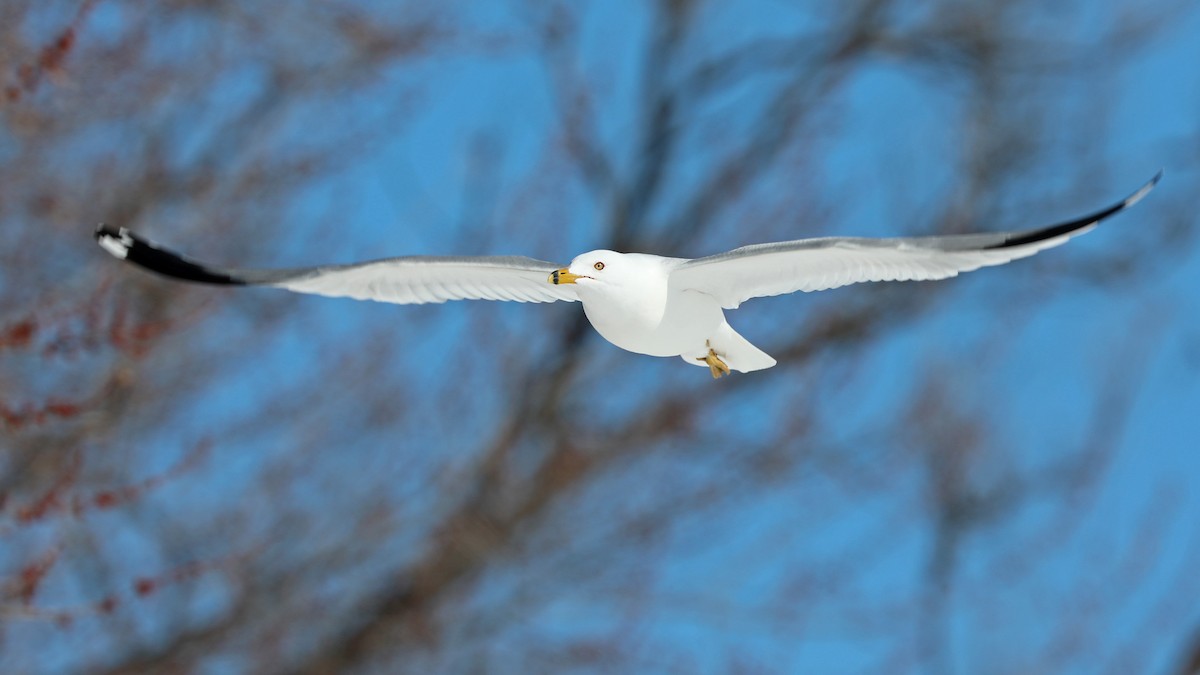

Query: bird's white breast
[[576, 258, 722, 357]]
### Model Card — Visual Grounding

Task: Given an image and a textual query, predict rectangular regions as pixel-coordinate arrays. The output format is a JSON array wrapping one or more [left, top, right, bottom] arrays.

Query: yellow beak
[[549, 268, 583, 285]]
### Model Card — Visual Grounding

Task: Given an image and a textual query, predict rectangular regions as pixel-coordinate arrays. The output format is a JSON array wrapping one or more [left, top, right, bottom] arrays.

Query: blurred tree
[[1, 0, 1197, 673]]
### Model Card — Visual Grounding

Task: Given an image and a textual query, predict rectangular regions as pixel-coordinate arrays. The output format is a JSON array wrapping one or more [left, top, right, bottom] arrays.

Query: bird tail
[[706, 321, 776, 373]]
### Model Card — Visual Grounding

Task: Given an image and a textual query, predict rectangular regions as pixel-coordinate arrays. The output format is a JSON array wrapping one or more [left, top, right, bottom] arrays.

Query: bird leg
[[696, 345, 731, 379]]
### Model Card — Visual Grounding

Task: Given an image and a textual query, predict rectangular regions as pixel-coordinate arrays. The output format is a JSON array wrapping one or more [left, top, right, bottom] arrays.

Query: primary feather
[[93, 225, 578, 305], [670, 172, 1160, 308]]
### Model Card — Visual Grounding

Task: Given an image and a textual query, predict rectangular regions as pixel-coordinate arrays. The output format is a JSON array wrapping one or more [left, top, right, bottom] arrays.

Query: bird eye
[[593, 262, 605, 271]]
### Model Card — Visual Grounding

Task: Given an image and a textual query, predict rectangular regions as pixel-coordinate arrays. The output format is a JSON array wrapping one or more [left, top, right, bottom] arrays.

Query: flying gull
[[95, 173, 1161, 378]]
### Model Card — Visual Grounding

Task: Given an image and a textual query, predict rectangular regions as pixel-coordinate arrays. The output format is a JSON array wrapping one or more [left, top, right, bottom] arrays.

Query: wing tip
[[95, 223, 132, 259], [1124, 169, 1163, 208], [94, 224, 247, 286], [986, 171, 1162, 250]]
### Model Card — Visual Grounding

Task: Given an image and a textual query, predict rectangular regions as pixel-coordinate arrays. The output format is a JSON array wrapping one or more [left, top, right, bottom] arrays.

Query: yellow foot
[[696, 348, 731, 379]]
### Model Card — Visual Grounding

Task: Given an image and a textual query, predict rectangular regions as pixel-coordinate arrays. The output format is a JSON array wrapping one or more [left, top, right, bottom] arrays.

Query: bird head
[[549, 250, 624, 287]]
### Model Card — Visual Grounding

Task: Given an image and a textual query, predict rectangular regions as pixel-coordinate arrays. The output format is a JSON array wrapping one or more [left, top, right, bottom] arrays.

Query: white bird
[[95, 173, 1160, 378]]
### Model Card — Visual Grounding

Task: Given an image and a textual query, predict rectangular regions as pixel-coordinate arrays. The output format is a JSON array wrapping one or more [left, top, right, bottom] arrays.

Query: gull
[[95, 173, 1160, 378]]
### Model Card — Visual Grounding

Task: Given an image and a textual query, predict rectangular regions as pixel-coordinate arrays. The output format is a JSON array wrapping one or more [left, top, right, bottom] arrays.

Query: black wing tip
[[985, 171, 1163, 250], [1124, 169, 1163, 207], [94, 224, 247, 286], [95, 223, 134, 259]]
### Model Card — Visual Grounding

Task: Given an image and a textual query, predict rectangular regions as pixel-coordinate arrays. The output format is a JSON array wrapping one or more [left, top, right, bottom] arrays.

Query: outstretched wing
[[95, 225, 579, 304], [669, 173, 1160, 309]]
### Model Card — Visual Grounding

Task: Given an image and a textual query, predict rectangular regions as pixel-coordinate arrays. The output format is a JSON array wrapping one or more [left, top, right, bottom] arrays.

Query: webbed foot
[[696, 346, 731, 379]]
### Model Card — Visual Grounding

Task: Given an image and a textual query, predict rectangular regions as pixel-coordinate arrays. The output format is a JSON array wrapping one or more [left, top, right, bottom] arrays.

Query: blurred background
[[2, 1, 1199, 673]]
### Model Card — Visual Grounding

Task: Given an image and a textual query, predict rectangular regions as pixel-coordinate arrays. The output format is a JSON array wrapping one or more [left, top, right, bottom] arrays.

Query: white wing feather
[[94, 226, 578, 305], [270, 257, 578, 304], [670, 174, 1159, 309]]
